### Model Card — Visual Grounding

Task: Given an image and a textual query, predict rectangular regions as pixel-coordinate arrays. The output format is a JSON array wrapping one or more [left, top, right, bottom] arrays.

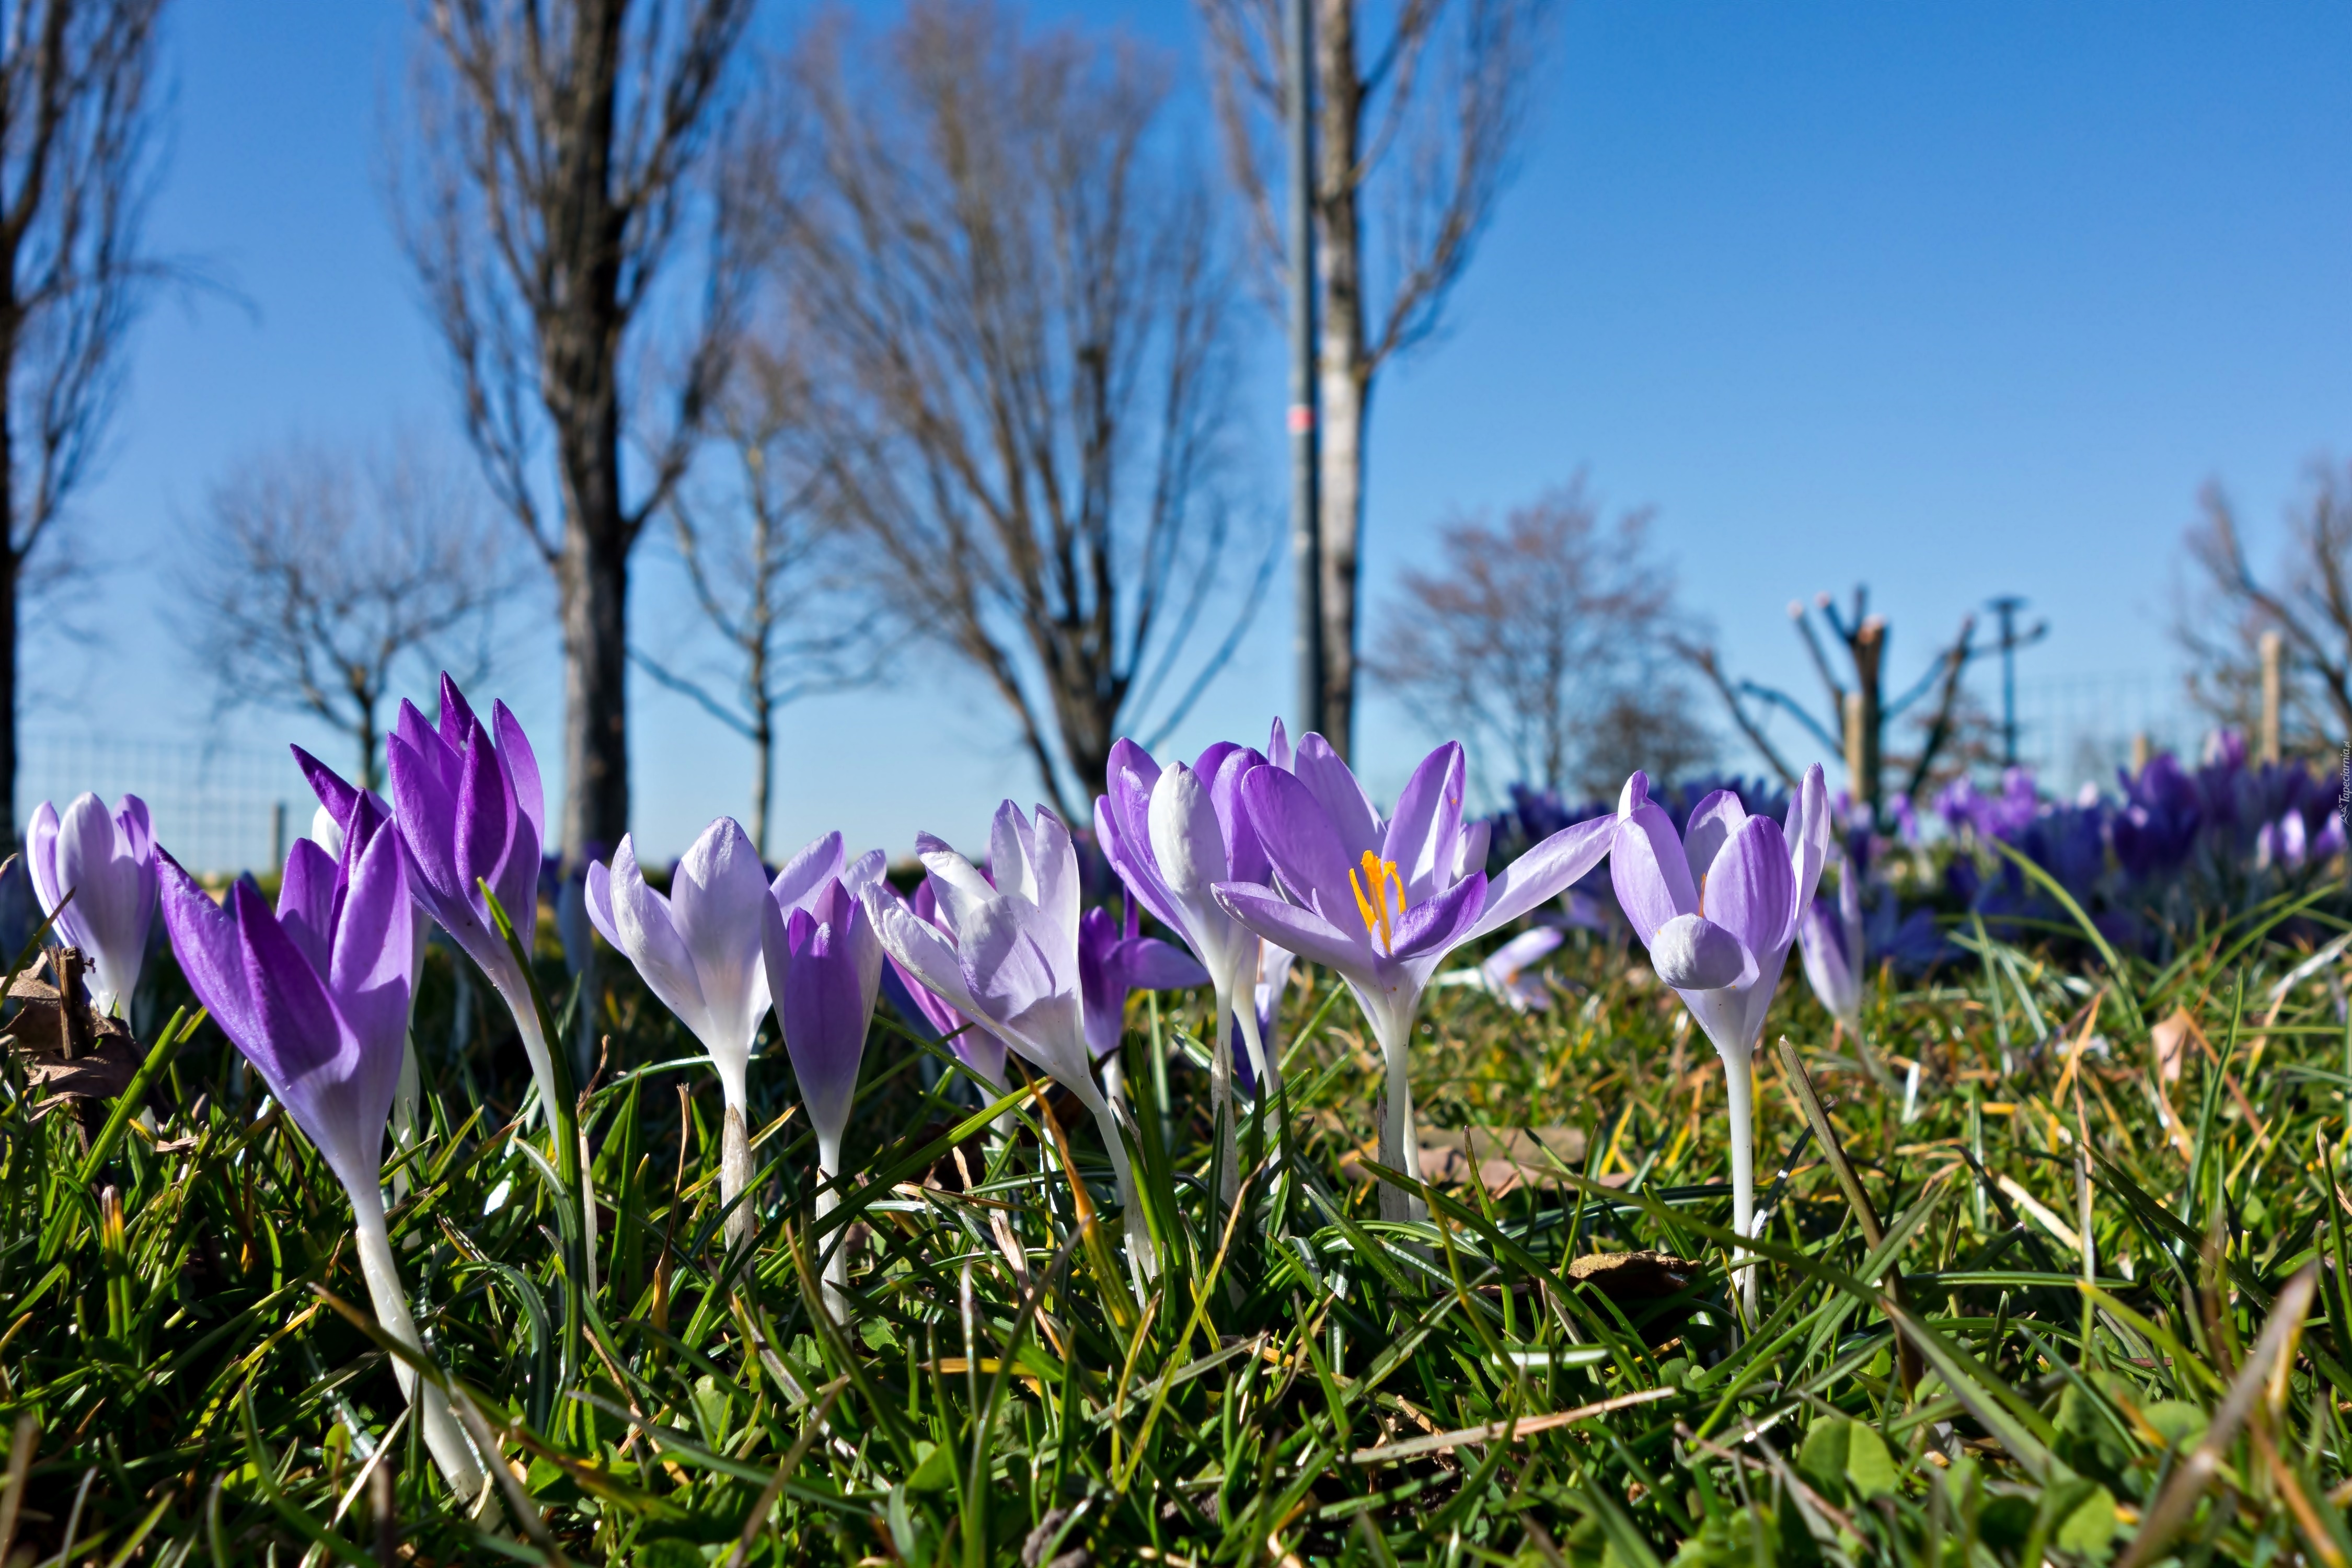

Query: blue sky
[[45, 0, 2352, 863]]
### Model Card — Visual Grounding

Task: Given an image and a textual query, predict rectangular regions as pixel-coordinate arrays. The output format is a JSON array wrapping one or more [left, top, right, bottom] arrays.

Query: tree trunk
[[1313, 0, 1367, 763], [0, 394, 15, 852], [556, 477, 631, 863], [751, 707, 773, 861]]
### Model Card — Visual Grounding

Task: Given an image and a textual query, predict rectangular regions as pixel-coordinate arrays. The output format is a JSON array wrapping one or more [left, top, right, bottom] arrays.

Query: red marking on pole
[[1287, 405, 1316, 433]]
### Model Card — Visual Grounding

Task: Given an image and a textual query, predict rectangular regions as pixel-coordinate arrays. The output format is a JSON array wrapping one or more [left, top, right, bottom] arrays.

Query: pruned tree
[[1368, 480, 1706, 799], [753, 0, 1263, 817], [1198, 0, 1555, 759], [181, 436, 520, 791], [0, 0, 170, 843], [1697, 587, 1989, 825], [396, 0, 755, 862], [634, 341, 885, 857], [2176, 458, 2352, 756]]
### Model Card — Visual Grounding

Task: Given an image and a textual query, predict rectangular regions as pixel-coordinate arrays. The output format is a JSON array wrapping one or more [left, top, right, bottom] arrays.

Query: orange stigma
[[1349, 852, 1408, 950]]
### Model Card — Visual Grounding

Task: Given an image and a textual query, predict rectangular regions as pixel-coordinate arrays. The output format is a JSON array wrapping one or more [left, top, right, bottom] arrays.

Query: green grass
[[7, 894, 2352, 1565]]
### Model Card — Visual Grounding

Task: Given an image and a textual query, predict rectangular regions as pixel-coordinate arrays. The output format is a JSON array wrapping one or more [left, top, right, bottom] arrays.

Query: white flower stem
[[720, 1100, 753, 1251], [814, 1133, 849, 1320], [389, 1035, 422, 1205], [348, 1183, 486, 1503], [1374, 1012, 1427, 1226], [1208, 981, 1239, 1208], [1722, 1043, 1758, 1321], [1086, 1091, 1157, 1280], [1235, 993, 1278, 1102]]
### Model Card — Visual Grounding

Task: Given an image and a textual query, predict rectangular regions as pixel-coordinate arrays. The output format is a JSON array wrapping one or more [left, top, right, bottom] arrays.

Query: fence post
[[2259, 631, 2283, 765], [270, 800, 287, 871]]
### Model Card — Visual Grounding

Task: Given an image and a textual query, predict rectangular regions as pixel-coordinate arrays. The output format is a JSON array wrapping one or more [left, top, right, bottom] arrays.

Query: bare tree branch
[[751, 0, 1257, 815], [0, 0, 170, 840], [2176, 459, 2352, 753], [394, 0, 754, 858], [178, 435, 521, 791]]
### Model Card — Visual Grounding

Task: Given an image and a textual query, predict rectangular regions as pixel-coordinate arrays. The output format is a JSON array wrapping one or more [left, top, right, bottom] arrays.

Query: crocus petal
[[1681, 790, 1748, 886], [766, 900, 872, 1151], [606, 836, 714, 1047], [1461, 817, 1613, 943], [863, 885, 991, 1025], [1387, 869, 1488, 960], [55, 792, 152, 1013], [310, 806, 346, 860], [1018, 806, 1082, 948], [491, 699, 545, 847], [158, 851, 257, 1048], [1797, 897, 1859, 1022], [327, 817, 414, 1110], [1454, 817, 1492, 882], [917, 835, 997, 932], [583, 860, 619, 948], [1382, 743, 1466, 905], [292, 746, 363, 839], [668, 817, 774, 1063], [1121, 937, 1211, 991], [1290, 733, 1382, 862], [1608, 802, 1699, 948], [1648, 913, 1753, 991], [770, 831, 847, 915], [1266, 717, 1293, 772], [1241, 765, 1364, 933], [1483, 927, 1564, 978], [276, 839, 340, 978], [1214, 880, 1378, 984], [1702, 816, 1797, 960], [1207, 745, 1271, 887], [25, 800, 61, 919], [1786, 764, 1831, 912]]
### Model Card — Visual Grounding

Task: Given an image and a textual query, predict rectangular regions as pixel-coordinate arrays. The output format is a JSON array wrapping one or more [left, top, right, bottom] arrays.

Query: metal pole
[[1285, 0, 1324, 740], [1988, 596, 2024, 768]]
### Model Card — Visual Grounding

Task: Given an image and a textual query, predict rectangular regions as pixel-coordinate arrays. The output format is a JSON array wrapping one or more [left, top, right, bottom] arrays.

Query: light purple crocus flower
[[879, 878, 1014, 1093], [1213, 737, 1612, 1223], [1097, 737, 1272, 1199], [585, 821, 880, 1246], [385, 675, 552, 1112], [157, 797, 483, 1500], [25, 792, 157, 1018], [1078, 903, 1209, 1111], [863, 801, 1157, 1274], [1232, 940, 1297, 1101], [1480, 927, 1563, 1013], [1612, 764, 1829, 1309], [764, 874, 884, 1313]]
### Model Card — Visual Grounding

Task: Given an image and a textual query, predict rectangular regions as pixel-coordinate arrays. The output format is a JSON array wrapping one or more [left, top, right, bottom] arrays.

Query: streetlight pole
[[1285, 0, 1324, 741]]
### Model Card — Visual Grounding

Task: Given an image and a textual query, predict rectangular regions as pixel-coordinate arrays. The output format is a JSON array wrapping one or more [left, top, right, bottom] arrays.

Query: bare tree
[[755, 0, 1262, 816], [0, 0, 169, 843], [1369, 480, 1705, 799], [634, 342, 884, 857], [1697, 587, 1987, 824], [182, 436, 518, 790], [1199, 0, 1554, 759], [396, 0, 754, 862], [2177, 458, 2352, 756]]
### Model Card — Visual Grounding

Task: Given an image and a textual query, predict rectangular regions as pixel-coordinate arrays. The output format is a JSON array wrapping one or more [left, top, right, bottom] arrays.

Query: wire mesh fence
[[18, 730, 310, 877], [2012, 670, 2200, 793]]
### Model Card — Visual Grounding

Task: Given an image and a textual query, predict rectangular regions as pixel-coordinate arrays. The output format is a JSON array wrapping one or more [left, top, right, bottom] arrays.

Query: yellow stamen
[[1348, 852, 1408, 951]]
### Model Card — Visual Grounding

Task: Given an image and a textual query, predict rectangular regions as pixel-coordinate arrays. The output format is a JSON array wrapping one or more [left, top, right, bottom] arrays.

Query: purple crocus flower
[[294, 748, 434, 1192], [1612, 764, 1829, 1308], [863, 801, 1157, 1274], [156, 798, 483, 1499], [585, 821, 880, 1246], [763, 874, 884, 1313], [1097, 736, 1276, 1201], [1077, 903, 1209, 1109], [25, 792, 157, 1018], [1213, 737, 1612, 1223], [384, 675, 552, 1110], [878, 878, 1015, 1092], [1232, 940, 1298, 1100]]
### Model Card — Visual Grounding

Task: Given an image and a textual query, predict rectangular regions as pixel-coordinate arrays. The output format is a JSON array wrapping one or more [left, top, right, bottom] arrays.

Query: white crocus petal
[[769, 830, 846, 914], [917, 835, 998, 930], [1025, 808, 1083, 949], [862, 886, 991, 1024], [1148, 763, 1235, 972], [607, 835, 719, 1072], [25, 800, 62, 917], [311, 804, 346, 858], [666, 818, 774, 1081], [55, 793, 147, 1014]]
